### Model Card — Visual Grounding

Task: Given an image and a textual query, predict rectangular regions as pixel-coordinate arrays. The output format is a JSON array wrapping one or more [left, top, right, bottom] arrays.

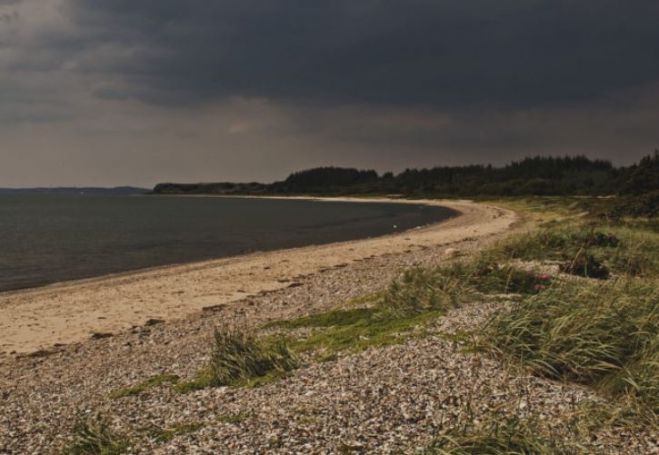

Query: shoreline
[[0, 196, 459, 297], [0, 198, 516, 355]]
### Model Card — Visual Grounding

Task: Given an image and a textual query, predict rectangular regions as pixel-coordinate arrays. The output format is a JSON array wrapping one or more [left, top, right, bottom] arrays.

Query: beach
[[0, 198, 513, 356], [2, 198, 656, 454], [0, 198, 528, 454]]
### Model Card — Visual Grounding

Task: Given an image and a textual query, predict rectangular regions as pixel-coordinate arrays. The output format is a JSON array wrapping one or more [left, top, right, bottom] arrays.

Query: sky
[[1, 1, 658, 187]]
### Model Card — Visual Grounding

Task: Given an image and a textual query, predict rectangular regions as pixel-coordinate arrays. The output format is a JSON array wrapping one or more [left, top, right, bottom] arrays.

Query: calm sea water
[[0, 194, 456, 292]]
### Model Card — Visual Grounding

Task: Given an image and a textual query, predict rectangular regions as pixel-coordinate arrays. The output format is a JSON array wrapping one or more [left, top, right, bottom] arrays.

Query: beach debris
[[144, 318, 165, 327], [202, 304, 227, 313]]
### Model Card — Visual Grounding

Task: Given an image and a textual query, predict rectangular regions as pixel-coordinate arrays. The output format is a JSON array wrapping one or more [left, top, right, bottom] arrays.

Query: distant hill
[[0, 186, 148, 195], [153, 152, 659, 199]]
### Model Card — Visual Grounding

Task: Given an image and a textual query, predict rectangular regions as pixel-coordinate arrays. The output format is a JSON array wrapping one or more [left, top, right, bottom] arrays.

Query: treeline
[[154, 152, 658, 199]]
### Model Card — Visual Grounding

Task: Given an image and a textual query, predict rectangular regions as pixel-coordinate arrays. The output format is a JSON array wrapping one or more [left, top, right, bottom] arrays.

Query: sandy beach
[[0, 198, 514, 356]]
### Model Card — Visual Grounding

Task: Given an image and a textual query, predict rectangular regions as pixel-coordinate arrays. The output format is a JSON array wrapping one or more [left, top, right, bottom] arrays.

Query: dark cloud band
[[67, 0, 659, 108]]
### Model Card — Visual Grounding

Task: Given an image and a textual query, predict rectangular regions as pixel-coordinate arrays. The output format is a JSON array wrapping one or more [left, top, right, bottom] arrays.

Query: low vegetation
[[109, 374, 179, 399], [176, 329, 298, 392], [62, 415, 129, 455], [147, 422, 204, 443], [484, 280, 657, 410], [424, 416, 568, 455]]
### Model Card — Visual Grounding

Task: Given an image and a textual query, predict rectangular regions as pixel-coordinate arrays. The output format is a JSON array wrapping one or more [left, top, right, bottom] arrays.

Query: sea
[[0, 194, 456, 292]]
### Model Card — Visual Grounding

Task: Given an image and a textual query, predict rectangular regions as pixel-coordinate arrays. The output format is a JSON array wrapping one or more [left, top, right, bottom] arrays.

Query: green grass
[[287, 309, 444, 357], [266, 255, 555, 361], [149, 422, 204, 443], [109, 374, 179, 399], [424, 416, 570, 454], [176, 329, 298, 393], [497, 222, 659, 278], [483, 278, 658, 414], [379, 267, 469, 316], [268, 266, 474, 358], [266, 307, 377, 330], [62, 415, 129, 455]]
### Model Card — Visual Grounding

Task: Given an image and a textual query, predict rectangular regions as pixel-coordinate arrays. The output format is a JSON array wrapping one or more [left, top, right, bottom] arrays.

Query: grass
[[176, 329, 298, 392], [109, 374, 179, 399], [497, 220, 659, 278], [288, 309, 444, 357], [266, 307, 377, 330], [379, 267, 468, 316], [268, 265, 477, 359], [483, 278, 658, 415], [424, 416, 570, 455], [265, 255, 555, 361], [148, 422, 204, 443], [62, 415, 129, 455]]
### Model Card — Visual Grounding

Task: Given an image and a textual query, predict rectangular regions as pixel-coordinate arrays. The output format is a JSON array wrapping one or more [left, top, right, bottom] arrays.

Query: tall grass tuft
[[380, 267, 467, 316], [62, 415, 129, 455], [200, 329, 298, 388], [484, 278, 658, 412], [424, 416, 569, 454]]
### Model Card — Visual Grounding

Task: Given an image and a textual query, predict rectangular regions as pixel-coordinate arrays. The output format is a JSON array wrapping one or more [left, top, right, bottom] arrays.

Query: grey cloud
[[55, 0, 659, 108]]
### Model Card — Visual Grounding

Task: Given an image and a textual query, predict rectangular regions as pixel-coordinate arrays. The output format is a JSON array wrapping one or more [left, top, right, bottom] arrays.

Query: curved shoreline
[[0, 198, 517, 355], [0, 196, 458, 297]]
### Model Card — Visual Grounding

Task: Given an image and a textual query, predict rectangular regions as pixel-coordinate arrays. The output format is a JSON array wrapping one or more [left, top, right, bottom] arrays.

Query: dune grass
[[176, 329, 298, 393], [497, 221, 658, 278], [424, 416, 569, 455], [109, 374, 179, 399], [484, 279, 657, 393], [472, 200, 659, 432], [148, 422, 204, 443], [266, 254, 555, 361], [62, 415, 129, 455]]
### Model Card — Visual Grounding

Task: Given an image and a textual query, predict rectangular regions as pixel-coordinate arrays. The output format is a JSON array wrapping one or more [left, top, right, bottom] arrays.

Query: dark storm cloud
[[67, 0, 659, 108], [1, 0, 658, 187]]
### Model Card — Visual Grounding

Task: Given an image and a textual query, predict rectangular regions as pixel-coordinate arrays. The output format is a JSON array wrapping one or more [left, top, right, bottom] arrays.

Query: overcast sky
[[1, 1, 658, 187]]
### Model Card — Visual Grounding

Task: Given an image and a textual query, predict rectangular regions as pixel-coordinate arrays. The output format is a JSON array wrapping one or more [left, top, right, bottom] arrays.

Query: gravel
[[1, 232, 656, 454]]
